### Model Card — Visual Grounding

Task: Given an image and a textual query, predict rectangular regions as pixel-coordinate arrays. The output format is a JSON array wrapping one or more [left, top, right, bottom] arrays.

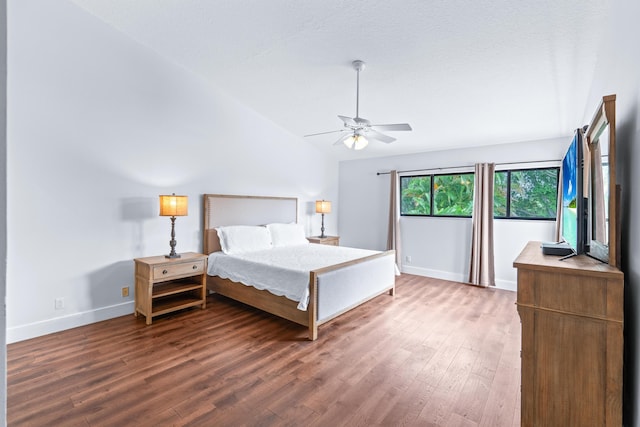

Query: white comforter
[[207, 244, 380, 310]]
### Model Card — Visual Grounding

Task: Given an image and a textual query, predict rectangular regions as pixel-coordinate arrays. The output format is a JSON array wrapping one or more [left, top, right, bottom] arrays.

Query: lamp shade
[[159, 194, 188, 217], [315, 200, 332, 214]]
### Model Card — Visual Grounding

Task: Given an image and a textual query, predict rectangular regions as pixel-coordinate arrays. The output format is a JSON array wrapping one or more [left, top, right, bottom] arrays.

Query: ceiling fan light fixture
[[343, 135, 355, 149], [354, 135, 368, 150], [344, 134, 368, 150]]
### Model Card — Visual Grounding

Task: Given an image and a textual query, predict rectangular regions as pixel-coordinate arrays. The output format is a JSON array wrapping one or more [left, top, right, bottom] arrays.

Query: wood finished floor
[[7, 274, 521, 426]]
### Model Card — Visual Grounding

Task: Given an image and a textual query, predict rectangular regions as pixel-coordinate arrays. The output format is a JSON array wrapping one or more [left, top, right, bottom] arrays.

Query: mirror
[[585, 95, 618, 267]]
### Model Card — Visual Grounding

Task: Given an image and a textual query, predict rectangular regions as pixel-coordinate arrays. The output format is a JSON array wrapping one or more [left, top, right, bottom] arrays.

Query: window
[[401, 173, 474, 217], [400, 166, 559, 220], [433, 173, 474, 216], [401, 175, 431, 215], [494, 168, 559, 219]]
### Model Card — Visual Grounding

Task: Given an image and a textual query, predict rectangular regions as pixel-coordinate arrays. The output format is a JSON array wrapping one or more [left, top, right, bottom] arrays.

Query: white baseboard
[[6, 266, 517, 344], [494, 278, 517, 292], [401, 265, 517, 292], [402, 265, 466, 283], [7, 301, 135, 344]]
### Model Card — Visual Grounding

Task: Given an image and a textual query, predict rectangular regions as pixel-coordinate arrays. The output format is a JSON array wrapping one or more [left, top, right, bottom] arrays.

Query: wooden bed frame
[[203, 194, 396, 340]]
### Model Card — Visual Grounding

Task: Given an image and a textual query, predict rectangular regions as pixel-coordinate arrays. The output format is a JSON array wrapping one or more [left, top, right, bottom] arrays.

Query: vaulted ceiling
[[70, 0, 612, 161]]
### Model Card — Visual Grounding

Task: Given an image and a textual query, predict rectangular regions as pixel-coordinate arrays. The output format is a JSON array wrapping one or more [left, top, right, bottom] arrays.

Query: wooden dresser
[[514, 241, 623, 426]]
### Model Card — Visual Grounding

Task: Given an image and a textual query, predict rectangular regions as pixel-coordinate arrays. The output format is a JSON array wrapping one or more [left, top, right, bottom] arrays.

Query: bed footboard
[[208, 250, 396, 341], [308, 250, 396, 340]]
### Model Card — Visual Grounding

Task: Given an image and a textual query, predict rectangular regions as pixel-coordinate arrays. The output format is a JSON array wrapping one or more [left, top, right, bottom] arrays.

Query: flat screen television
[[561, 129, 587, 254]]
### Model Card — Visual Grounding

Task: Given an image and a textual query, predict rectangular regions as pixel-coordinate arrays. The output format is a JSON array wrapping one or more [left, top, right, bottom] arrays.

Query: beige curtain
[[387, 170, 402, 270], [468, 163, 495, 287], [554, 166, 563, 242]]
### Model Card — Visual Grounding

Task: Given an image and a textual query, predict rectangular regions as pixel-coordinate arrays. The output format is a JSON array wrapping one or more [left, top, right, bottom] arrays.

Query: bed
[[203, 194, 396, 340]]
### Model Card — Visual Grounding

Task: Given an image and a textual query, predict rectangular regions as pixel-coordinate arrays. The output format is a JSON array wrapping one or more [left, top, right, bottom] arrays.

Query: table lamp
[[159, 193, 188, 258], [315, 200, 331, 238]]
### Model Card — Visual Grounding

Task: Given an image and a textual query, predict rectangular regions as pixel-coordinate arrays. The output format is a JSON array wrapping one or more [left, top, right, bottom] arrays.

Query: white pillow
[[216, 225, 272, 254], [266, 223, 308, 247]]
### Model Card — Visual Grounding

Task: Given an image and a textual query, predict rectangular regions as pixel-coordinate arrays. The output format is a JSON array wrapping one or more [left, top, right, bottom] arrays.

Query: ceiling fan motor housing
[[353, 117, 370, 127]]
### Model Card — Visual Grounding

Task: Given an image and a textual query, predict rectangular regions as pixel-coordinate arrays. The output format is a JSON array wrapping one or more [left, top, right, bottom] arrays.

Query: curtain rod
[[376, 158, 560, 176]]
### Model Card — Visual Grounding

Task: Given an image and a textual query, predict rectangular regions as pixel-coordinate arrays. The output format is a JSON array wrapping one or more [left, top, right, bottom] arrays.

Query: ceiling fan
[[304, 60, 412, 150]]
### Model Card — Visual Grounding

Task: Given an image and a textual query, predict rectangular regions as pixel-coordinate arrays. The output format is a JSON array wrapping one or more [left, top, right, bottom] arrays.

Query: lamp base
[[166, 216, 181, 259]]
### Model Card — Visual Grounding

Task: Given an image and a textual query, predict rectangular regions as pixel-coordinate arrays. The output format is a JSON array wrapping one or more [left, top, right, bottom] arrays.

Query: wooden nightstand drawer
[[153, 259, 205, 280]]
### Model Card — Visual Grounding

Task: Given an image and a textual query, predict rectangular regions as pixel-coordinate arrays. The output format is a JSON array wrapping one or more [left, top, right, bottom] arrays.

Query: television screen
[[561, 130, 585, 253]]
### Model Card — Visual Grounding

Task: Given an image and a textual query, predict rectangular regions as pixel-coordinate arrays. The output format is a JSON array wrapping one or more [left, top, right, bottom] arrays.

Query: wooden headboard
[[203, 194, 298, 254]]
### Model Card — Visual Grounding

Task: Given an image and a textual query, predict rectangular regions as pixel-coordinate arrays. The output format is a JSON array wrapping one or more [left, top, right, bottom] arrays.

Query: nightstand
[[307, 235, 340, 246], [134, 252, 208, 325]]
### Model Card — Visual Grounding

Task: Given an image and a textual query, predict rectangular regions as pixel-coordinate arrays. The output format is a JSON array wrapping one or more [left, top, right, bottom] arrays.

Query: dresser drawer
[[153, 259, 205, 280]]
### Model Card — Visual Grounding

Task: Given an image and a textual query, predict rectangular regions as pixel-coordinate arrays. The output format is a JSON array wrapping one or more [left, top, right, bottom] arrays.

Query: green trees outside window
[[494, 171, 508, 217], [401, 176, 431, 215], [400, 173, 473, 217], [401, 167, 559, 220], [494, 168, 559, 219], [433, 174, 474, 216]]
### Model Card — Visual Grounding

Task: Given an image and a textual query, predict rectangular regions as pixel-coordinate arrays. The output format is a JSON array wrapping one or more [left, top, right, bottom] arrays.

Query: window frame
[[493, 166, 560, 221], [400, 172, 475, 218], [400, 166, 560, 221], [432, 172, 475, 218], [400, 174, 433, 217]]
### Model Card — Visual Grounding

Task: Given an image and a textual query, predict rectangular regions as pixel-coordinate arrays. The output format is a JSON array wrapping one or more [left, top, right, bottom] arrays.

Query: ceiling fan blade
[[367, 129, 396, 144], [332, 133, 349, 146], [304, 129, 345, 137], [307, 62, 409, 147], [338, 115, 358, 127], [371, 123, 412, 132]]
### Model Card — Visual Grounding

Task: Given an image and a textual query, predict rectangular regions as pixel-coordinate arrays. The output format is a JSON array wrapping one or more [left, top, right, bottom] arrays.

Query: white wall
[[339, 138, 567, 291], [585, 1, 640, 424], [5, 0, 339, 343]]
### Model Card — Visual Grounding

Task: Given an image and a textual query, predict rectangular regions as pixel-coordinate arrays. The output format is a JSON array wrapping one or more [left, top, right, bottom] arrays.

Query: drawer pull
[[162, 270, 168, 275], [192, 265, 198, 270]]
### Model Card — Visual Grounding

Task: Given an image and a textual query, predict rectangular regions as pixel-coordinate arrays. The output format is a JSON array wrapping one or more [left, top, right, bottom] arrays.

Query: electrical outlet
[[122, 287, 129, 297], [55, 297, 64, 310], [405, 255, 412, 263]]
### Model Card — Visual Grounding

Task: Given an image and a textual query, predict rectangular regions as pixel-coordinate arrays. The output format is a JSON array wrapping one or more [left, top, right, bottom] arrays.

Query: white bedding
[[207, 244, 380, 310]]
